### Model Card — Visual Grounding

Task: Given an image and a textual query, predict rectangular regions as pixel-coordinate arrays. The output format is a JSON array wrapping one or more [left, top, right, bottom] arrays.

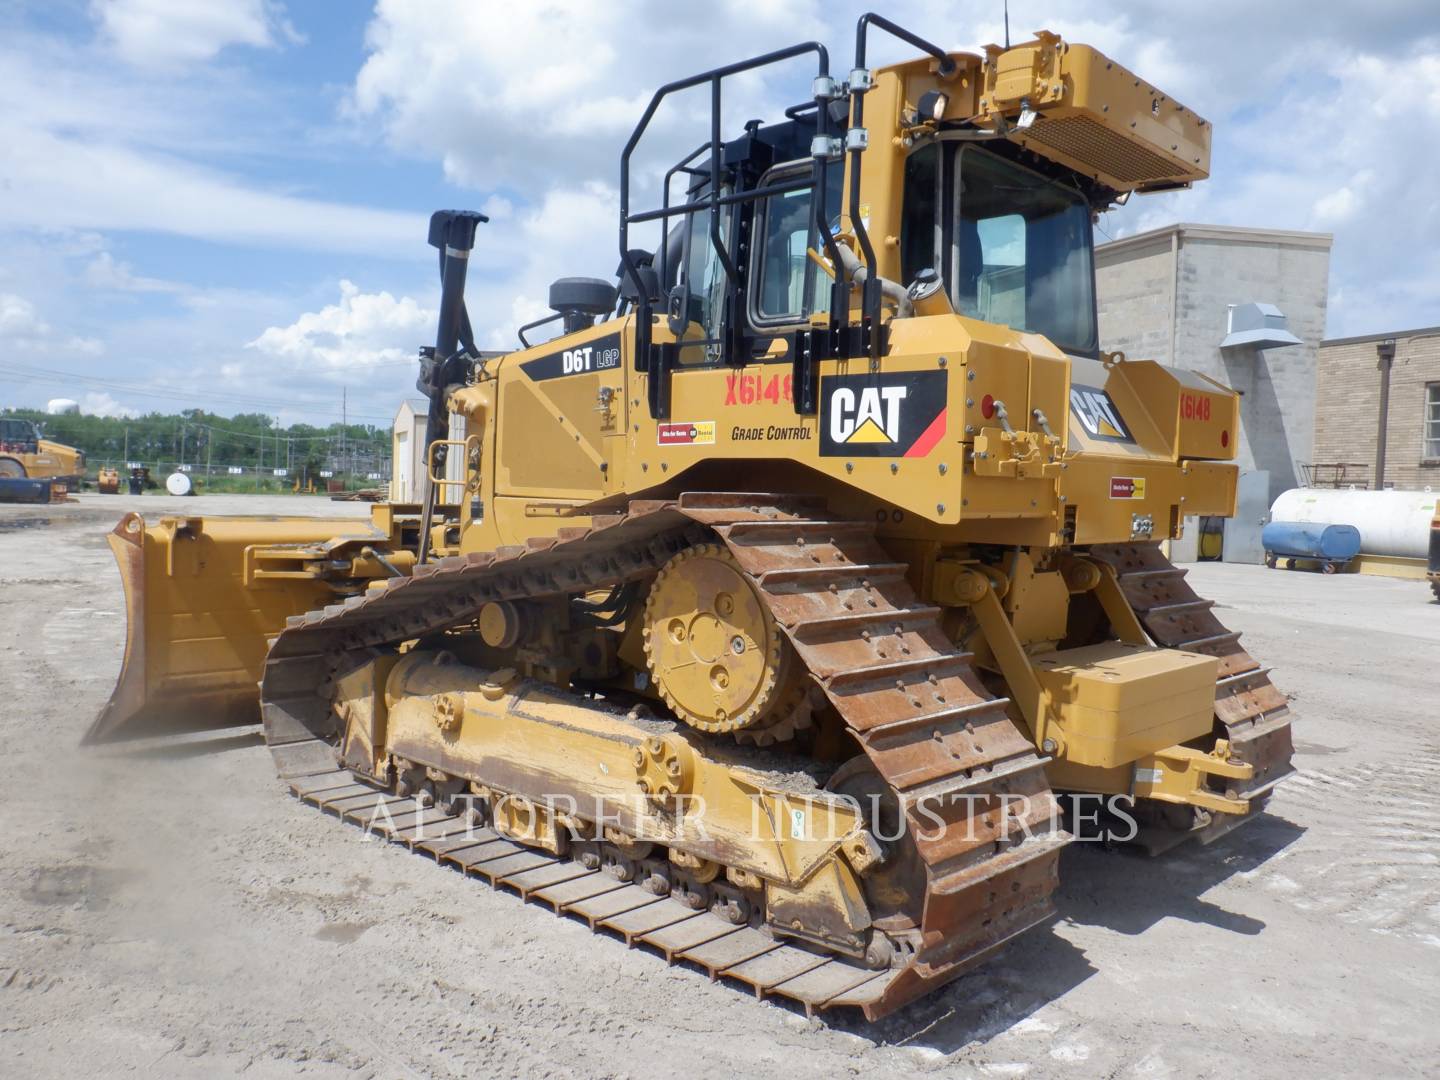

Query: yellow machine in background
[[0, 416, 85, 489], [89, 17, 1294, 1019]]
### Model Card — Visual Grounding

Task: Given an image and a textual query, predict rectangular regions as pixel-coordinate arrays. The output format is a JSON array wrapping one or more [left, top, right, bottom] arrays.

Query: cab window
[[1, 419, 37, 446], [900, 143, 940, 283], [953, 146, 1097, 355], [677, 195, 732, 365], [750, 164, 844, 327]]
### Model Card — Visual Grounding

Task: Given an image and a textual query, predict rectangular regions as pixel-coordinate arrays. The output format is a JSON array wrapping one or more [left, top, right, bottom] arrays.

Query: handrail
[[616, 14, 958, 408], [618, 41, 831, 418], [849, 13, 956, 360]]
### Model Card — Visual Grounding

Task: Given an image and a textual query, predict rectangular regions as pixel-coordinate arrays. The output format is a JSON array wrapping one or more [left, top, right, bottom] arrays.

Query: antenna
[[1004, 0, 1010, 48]]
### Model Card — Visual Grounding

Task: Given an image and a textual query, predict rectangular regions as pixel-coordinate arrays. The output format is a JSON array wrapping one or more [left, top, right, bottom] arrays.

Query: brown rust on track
[[259, 494, 1066, 1020], [1090, 543, 1296, 844]]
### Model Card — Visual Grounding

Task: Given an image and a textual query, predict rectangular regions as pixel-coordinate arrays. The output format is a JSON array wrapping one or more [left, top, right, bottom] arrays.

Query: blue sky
[[1, 0, 1437, 426]]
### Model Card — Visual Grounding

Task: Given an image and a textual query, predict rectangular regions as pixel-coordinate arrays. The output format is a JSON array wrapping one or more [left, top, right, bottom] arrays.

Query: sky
[[1, 0, 1437, 427]]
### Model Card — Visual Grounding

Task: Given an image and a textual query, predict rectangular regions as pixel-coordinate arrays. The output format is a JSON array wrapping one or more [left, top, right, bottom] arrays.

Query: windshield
[[954, 147, 1097, 354], [0, 418, 39, 445], [902, 144, 1098, 356]]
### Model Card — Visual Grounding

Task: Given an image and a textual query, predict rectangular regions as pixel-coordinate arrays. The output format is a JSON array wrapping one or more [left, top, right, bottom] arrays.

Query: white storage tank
[[1269, 488, 1437, 560]]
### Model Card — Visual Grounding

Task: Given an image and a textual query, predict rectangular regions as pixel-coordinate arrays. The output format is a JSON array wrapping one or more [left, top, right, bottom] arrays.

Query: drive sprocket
[[642, 543, 801, 736]]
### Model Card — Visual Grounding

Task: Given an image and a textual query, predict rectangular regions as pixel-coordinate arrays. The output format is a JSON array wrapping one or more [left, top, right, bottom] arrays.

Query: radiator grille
[[1024, 114, 1184, 185]]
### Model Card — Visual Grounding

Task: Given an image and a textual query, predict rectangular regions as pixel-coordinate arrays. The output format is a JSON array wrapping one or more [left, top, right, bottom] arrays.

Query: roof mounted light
[[916, 90, 948, 122]]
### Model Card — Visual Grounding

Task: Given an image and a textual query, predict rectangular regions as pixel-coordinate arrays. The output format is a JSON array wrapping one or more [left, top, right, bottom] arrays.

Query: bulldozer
[[0, 415, 85, 489], [87, 17, 1294, 1020]]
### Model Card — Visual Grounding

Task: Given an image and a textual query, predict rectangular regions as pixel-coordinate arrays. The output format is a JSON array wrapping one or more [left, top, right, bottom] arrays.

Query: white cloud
[[92, 0, 300, 69], [0, 25, 425, 257], [84, 252, 188, 294], [0, 291, 105, 357], [246, 280, 435, 371], [81, 392, 141, 419], [0, 293, 45, 337], [471, 181, 622, 350], [348, 0, 826, 191], [0, 124, 427, 256]]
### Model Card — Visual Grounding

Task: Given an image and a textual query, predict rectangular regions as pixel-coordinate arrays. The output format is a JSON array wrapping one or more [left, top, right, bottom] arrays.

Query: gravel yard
[[2, 494, 1436, 1078]]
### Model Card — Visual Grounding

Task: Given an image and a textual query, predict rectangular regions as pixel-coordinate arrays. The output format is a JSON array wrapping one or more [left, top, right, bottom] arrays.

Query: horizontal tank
[[1261, 521, 1361, 562], [1269, 489, 1438, 560], [0, 477, 52, 504]]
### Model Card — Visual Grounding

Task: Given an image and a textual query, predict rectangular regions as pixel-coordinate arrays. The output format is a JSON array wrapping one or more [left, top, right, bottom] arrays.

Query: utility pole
[[1374, 338, 1396, 490], [341, 386, 347, 478]]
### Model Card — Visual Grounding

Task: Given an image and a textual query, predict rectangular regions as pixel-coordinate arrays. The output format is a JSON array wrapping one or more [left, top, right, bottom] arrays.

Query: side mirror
[[666, 283, 691, 336]]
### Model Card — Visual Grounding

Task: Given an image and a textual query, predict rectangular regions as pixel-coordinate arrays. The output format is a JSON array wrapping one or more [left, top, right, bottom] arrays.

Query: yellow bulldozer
[[0, 415, 85, 489], [88, 17, 1293, 1020]]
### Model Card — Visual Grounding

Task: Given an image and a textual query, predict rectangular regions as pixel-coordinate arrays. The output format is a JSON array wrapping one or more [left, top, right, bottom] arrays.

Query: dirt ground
[[2, 493, 1437, 1078]]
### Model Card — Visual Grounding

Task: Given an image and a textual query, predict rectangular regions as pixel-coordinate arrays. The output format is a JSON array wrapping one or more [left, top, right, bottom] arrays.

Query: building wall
[[1314, 330, 1440, 491], [391, 402, 426, 503], [391, 401, 468, 504], [1096, 224, 1332, 505], [1094, 233, 1174, 364]]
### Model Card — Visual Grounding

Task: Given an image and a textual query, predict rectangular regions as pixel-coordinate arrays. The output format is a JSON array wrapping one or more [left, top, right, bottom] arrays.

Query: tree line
[[2, 407, 390, 476]]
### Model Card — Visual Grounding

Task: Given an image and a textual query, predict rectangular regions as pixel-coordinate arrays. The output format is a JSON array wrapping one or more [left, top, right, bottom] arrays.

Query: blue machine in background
[[0, 477, 52, 505], [1262, 520, 1362, 574]]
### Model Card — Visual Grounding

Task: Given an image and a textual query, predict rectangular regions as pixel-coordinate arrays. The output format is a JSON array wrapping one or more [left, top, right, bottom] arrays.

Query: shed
[[392, 400, 467, 504]]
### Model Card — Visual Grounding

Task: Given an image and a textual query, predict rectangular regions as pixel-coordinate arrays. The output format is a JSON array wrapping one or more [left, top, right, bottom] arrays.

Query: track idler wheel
[[642, 544, 811, 740], [826, 756, 925, 931]]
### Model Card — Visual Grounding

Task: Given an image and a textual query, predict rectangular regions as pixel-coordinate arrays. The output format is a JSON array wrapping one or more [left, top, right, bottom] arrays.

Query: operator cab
[[658, 116, 844, 366], [0, 417, 41, 453], [605, 25, 1207, 420], [661, 116, 1102, 368]]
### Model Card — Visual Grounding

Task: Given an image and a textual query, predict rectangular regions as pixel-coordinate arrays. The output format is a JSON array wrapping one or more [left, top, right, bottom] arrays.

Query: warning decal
[[1110, 476, 1147, 500], [657, 421, 715, 447]]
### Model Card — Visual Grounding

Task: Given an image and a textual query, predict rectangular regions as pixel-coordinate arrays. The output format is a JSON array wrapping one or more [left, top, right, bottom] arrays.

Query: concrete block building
[[1095, 223, 1333, 505], [1313, 328, 1440, 491]]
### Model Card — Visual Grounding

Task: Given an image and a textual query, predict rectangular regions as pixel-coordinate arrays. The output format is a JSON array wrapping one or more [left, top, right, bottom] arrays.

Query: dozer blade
[[86, 512, 384, 744]]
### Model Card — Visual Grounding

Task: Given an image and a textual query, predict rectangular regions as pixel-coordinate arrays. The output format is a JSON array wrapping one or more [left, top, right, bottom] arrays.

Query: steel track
[[259, 494, 1066, 1020], [1090, 543, 1296, 849]]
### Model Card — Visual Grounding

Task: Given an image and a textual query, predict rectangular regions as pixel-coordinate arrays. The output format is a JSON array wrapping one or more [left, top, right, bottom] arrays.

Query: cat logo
[[1070, 384, 1134, 443], [830, 385, 908, 444], [819, 372, 947, 458]]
